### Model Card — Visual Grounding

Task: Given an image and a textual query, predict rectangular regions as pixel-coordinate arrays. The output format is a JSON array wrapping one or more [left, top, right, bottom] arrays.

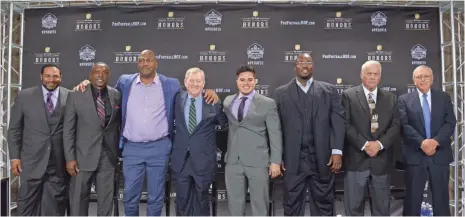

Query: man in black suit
[[398, 65, 456, 216], [63, 62, 121, 216], [273, 53, 345, 216], [341, 60, 400, 216], [171, 67, 228, 216], [7, 64, 69, 216]]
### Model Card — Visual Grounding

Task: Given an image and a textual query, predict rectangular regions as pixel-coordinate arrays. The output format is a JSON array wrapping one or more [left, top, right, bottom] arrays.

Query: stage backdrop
[[22, 4, 440, 202]]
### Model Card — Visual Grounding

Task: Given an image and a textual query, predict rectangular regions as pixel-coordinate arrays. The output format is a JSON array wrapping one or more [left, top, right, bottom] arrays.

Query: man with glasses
[[398, 65, 456, 216], [273, 53, 345, 215], [74, 50, 218, 216], [341, 60, 400, 215]]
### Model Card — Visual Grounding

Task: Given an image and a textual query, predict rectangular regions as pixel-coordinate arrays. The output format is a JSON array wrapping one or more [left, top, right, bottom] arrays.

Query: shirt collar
[[187, 93, 202, 102], [417, 88, 431, 97], [136, 73, 160, 85], [362, 84, 378, 98], [42, 85, 59, 97], [238, 90, 256, 100], [295, 77, 313, 88]]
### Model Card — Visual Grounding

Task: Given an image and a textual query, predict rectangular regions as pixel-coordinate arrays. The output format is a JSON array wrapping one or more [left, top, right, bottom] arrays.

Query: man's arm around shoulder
[[7, 91, 25, 160], [265, 98, 283, 165], [329, 84, 345, 154], [63, 91, 78, 163]]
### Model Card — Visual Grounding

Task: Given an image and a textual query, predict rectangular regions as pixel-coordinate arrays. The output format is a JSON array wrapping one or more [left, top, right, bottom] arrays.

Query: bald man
[[63, 62, 121, 215], [398, 65, 456, 216]]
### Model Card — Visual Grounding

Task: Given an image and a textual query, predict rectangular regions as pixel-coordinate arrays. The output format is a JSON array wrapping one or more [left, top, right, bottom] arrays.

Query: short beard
[[298, 75, 312, 80], [42, 84, 58, 92]]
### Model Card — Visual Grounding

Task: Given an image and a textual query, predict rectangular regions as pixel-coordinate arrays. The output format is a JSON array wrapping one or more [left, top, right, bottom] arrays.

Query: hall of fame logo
[[325, 12, 352, 30], [199, 44, 227, 63], [79, 45, 96, 67], [158, 11, 184, 29], [41, 13, 57, 34], [371, 11, 387, 32], [405, 13, 430, 30], [246, 43, 265, 66], [284, 44, 312, 63], [205, 9, 222, 31], [34, 46, 60, 64], [76, 13, 101, 31], [411, 44, 427, 65], [114, 45, 141, 64], [367, 45, 392, 62], [241, 11, 269, 29]]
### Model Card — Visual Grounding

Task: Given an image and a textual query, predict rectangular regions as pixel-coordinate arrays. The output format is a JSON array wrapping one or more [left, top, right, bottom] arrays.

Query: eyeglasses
[[138, 58, 155, 64], [297, 61, 313, 65], [414, 75, 432, 80]]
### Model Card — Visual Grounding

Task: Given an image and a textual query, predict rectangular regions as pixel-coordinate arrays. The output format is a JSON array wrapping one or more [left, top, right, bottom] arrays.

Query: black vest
[[45, 97, 62, 164], [296, 84, 315, 154]]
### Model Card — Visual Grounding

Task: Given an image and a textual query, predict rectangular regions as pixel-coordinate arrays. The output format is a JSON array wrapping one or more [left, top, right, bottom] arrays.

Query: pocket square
[[114, 105, 121, 109]]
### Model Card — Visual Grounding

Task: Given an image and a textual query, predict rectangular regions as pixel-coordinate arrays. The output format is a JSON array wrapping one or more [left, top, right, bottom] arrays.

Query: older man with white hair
[[341, 60, 400, 216], [170, 67, 228, 216], [398, 65, 456, 216]]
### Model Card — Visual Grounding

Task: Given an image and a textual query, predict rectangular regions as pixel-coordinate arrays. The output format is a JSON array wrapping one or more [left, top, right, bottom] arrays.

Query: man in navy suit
[[398, 65, 456, 216], [75, 50, 218, 216], [171, 67, 228, 216]]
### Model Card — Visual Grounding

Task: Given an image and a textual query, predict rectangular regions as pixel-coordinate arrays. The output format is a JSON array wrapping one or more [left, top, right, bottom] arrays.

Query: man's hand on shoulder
[[204, 89, 219, 104]]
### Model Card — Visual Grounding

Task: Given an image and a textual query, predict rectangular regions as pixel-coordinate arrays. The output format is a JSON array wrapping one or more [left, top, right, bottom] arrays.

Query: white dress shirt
[[417, 88, 431, 111]]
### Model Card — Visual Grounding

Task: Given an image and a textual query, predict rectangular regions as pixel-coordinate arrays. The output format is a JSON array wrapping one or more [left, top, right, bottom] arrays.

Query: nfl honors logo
[[254, 78, 270, 96], [205, 9, 222, 32], [325, 11, 352, 30], [247, 43, 265, 66], [198, 44, 227, 63], [34, 46, 60, 64], [241, 10, 270, 29], [284, 44, 312, 62], [411, 44, 427, 65], [405, 13, 430, 30], [41, 13, 57, 34], [367, 45, 392, 62], [115, 45, 141, 64], [76, 13, 102, 31], [334, 78, 353, 95], [158, 11, 184, 29], [371, 11, 387, 32]]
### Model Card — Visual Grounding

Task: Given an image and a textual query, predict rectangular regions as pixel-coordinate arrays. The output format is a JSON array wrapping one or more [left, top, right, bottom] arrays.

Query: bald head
[[92, 62, 109, 71], [138, 49, 158, 78]]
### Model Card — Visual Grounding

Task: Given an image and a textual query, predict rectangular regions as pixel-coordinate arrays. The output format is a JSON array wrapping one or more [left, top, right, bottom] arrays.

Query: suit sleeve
[[216, 100, 228, 130], [63, 92, 77, 162], [341, 91, 368, 150], [114, 75, 124, 92], [377, 94, 401, 150], [433, 93, 457, 147], [397, 96, 423, 149], [266, 100, 283, 165], [7, 92, 24, 160], [330, 86, 345, 152]]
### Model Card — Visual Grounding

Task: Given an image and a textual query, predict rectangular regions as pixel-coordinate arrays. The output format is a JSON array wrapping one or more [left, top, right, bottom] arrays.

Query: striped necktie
[[96, 91, 105, 127], [188, 98, 197, 134]]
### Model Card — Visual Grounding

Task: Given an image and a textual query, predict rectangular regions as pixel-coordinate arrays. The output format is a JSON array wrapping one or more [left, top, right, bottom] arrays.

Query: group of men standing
[[7, 48, 456, 216]]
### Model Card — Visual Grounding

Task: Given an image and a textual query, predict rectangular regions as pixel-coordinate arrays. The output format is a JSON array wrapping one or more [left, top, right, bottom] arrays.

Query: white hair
[[361, 60, 382, 74], [413, 65, 433, 78], [184, 67, 205, 80]]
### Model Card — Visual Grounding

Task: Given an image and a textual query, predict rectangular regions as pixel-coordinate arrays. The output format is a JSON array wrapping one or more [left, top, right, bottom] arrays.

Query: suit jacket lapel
[[36, 86, 51, 133], [179, 92, 189, 132], [242, 94, 259, 123], [225, 93, 239, 124], [288, 78, 304, 115], [412, 91, 426, 131], [84, 86, 102, 127], [106, 86, 116, 128], [312, 82, 322, 120], [50, 87, 67, 133], [191, 98, 213, 135], [355, 85, 371, 119], [373, 90, 385, 135]]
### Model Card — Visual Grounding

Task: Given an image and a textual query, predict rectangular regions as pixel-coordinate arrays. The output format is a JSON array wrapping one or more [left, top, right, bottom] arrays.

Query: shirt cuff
[[377, 141, 384, 150], [361, 141, 369, 151], [332, 149, 342, 156]]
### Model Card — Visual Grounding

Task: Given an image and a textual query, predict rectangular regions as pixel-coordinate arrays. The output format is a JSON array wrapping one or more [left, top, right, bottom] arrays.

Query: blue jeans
[[122, 138, 171, 216]]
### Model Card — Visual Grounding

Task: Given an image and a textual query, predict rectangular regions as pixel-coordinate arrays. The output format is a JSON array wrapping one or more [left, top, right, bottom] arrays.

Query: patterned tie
[[368, 93, 378, 133], [422, 93, 431, 138], [46, 92, 54, 114], [368, 93, 376, 113], [188, 98, 197, 134], [96, 91, 105, 128], [237, 97, 247, 122]]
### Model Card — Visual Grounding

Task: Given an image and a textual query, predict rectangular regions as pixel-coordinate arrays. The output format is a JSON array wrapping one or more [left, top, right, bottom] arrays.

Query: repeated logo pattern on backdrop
[[26, 4, 440, 200]]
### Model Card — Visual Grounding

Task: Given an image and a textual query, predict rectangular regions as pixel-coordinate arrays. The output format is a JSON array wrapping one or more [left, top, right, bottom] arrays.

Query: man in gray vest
[[8, 64, 69, 216], [63, 62, 121, 216]]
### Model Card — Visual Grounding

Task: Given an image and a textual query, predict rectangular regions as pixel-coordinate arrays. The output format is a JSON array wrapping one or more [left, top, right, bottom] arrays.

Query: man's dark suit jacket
[[398, 89, 456, 166], [7, 86, 69, 179], [341, 85, 400, 175], [63, 85, 122, 171], [274, 78, 345, 179], [171, 91, 228, 179]]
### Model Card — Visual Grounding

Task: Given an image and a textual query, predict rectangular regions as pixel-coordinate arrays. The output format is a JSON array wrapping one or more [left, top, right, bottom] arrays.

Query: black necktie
[[237, 97, 247, 122]]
